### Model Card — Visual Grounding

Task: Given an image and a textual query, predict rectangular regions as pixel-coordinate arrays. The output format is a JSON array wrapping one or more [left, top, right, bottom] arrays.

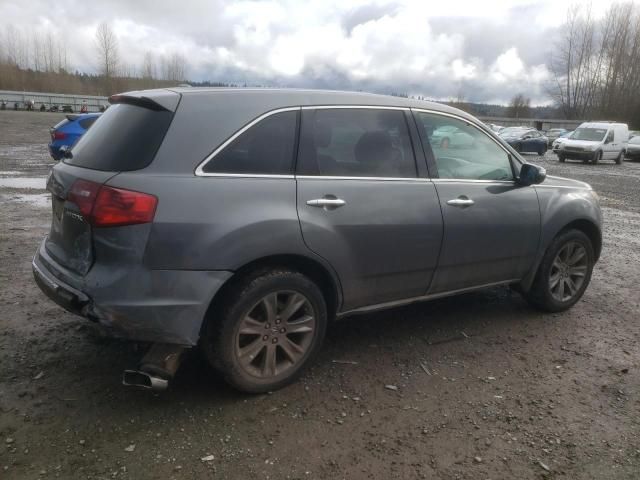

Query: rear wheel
[[615, 150, 624, 164], [538, 145, 547, 156], [558, 155, 565, 163], [522, 229, 594, 312], [202, 269, 327, 393]]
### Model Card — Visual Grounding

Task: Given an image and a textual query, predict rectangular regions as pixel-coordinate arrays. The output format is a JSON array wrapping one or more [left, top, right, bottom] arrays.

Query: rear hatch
[[45, 94, 177, 276]]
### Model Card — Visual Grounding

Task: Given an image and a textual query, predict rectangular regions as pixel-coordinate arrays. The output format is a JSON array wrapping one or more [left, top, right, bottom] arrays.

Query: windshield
[[570, 127, 607, 142]]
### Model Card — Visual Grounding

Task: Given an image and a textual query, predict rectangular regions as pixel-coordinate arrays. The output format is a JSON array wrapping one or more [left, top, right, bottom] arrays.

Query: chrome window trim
[[431, 178, 515, 185], [296, 175, 429, 182], [196, 173, 295, 179], [300, 105, 410, 111], [195, 106, 300, 177]]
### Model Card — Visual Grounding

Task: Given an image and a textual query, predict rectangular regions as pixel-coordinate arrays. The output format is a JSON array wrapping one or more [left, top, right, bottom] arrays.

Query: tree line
[[0, 22, 194, 96], [549, 2, 640, 125]]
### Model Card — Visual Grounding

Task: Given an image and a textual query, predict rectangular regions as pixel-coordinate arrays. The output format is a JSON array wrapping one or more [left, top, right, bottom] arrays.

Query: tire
[[522, 229, 595, 313], [558, 155, 565, 163], [615, 150, 624, 164], [538, 145, 546, 156], [202, 269, 328, 393], [592, 150, 602, 164]]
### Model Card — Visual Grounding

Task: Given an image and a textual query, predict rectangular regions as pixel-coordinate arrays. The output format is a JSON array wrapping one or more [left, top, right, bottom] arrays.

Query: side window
[[415, 112, 514, 181], [202, 110, 297, 175], [605, 130, 614, 143], [297, 108, 417, 178]]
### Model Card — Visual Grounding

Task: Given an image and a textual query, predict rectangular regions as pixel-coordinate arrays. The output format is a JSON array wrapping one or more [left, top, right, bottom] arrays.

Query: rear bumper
[[33, 238, 233, 346]]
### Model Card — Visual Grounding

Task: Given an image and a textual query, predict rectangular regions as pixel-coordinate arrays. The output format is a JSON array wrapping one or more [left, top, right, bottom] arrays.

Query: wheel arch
[[519, 217, 602, 291], [201, 254, 342, 333]]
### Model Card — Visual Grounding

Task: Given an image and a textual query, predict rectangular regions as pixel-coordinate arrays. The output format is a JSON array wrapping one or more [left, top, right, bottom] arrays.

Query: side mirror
[[519, 163, 546, 186]]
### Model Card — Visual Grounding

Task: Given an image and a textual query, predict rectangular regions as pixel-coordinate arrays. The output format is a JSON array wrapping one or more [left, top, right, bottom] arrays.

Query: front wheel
[[592, 150, 602, 164], [202, 269, 328, 393], [521, 229, 594, 312], [558, 155, 565, 163]]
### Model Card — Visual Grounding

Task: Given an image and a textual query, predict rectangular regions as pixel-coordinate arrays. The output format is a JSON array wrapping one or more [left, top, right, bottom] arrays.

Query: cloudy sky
[[0, 0, 616, 105]]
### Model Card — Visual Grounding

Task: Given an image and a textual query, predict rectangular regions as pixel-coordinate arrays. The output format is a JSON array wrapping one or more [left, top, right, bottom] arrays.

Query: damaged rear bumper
[[32, 238, 232, 346]]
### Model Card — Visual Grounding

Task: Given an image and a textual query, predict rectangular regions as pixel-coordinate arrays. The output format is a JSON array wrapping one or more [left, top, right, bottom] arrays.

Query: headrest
[[314, 122, 332, 148]]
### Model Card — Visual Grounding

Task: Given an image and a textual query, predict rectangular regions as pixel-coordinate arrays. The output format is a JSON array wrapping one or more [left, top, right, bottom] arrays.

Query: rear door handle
[[306, 198, 346, 208], [446, 197, 474, 207]]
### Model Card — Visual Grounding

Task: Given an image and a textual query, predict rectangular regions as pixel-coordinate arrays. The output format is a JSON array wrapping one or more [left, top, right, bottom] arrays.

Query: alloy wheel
[[234, 291, 316, 378], [548, 241, 589, 302]]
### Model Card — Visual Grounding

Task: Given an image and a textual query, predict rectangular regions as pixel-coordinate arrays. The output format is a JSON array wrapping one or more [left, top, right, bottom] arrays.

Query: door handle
[[446, 197, 474, 207], [306, 198, 346, 208]]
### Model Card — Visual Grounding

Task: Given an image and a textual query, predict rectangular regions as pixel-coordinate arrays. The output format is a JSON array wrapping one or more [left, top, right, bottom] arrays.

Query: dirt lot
[[1, 110, 639, 479]]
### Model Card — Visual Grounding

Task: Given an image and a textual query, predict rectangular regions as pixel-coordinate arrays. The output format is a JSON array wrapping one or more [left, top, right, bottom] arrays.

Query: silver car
[[33, 89, 602, 393]]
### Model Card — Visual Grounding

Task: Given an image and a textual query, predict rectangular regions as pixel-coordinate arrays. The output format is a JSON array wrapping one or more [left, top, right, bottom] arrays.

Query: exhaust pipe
[[123, 343, 186, 392]]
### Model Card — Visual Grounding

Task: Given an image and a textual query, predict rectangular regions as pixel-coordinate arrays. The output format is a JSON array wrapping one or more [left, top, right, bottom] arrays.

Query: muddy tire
[[522, 229, 595, 313], [202, 269, 327, 393]]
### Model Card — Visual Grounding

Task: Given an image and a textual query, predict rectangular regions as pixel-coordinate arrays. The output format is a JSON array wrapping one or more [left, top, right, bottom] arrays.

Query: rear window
[[64, 103, 173, 171], [78, 116, 98, 130]]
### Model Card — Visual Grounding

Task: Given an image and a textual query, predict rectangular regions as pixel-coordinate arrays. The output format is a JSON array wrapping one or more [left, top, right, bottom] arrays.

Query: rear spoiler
[[109, 90, 180, 112]]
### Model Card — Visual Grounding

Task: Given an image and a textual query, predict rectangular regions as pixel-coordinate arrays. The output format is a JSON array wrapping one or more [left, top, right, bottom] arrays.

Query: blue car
[[48, 113, 101, 160], [499, 127, 548, 156]]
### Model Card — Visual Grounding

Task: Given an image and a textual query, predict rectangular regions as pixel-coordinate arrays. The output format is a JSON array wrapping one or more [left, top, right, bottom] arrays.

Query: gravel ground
[[1, 110, 639, 479]]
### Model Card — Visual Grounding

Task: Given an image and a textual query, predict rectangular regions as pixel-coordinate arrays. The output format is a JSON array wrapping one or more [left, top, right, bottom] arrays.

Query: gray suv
[[33, 89, 602, 393]]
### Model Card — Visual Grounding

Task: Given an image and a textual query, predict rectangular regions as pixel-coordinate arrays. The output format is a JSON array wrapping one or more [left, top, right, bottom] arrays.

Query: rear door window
[[297, 108, 417, 178], [201, 110, 298, 175], [65, 103, 173, 171]]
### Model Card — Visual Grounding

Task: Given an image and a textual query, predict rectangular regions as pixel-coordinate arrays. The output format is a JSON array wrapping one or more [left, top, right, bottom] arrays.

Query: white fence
[[0, 90, 108, 112]]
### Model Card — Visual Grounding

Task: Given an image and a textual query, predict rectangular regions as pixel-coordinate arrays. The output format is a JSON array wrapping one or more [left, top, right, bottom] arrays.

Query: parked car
[[556, 122, 628, 164], [625, 135, 640, 161], [499, 127, 548, 155], [551, 130, 574, 153], [430, 125, 475, 148], [61, 105, 74, 113], [33, 89, 602, 393], [48, 113, 101, 160], [546, 128, 568, 146], [628, 130, 640, 139]]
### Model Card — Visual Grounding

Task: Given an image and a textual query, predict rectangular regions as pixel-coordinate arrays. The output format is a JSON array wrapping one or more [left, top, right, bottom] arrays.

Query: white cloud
[[0, 0, 616, 104]]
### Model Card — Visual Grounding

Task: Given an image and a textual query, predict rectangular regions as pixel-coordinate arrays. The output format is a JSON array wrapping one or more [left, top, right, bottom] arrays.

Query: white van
[[557, 122, 628, 164]]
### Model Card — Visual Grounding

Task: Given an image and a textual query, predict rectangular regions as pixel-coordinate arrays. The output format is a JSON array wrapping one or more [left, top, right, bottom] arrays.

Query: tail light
[[52, 131, 67, 140], [67, 179, 157, 227]]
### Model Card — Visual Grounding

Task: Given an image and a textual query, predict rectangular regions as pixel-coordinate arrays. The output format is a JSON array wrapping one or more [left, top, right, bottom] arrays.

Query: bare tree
[[95, 22, 119, 78], [142, 51, 156, 79], [507, 93, 531, 118], [163, 52, 186, 81]]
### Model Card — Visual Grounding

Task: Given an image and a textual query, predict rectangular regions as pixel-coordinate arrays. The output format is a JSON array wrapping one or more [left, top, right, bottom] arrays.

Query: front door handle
[[306, 198, 346, 209], [446, 196, 474, 207]]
